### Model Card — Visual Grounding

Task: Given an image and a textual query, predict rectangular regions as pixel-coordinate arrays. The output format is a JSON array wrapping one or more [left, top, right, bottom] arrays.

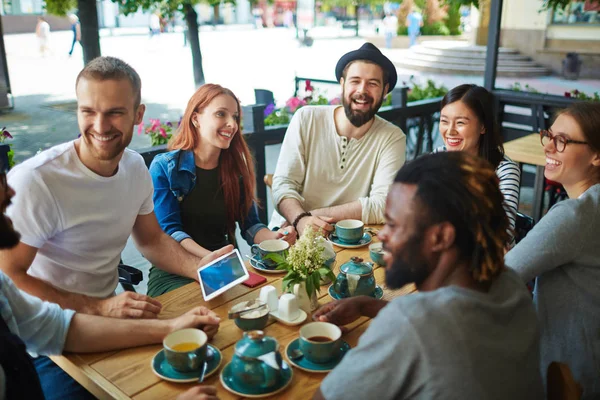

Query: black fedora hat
[[335, 42, 397, 93]]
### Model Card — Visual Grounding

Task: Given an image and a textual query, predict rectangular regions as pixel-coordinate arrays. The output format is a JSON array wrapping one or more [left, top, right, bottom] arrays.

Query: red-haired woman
[[147, 84, 296, 296]]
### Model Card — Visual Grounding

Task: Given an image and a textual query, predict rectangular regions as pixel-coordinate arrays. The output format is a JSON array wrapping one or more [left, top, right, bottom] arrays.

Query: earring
[[192, 121, 198, 128]]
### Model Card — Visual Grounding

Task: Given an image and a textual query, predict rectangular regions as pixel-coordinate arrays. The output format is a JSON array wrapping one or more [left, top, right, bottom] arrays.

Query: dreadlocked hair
[[394, 152, 510, 283]]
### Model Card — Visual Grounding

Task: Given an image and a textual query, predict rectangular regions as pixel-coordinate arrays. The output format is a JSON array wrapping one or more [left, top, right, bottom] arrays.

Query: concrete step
[[394, 40, 552, 77], [405, 52, 538, 67], [412, 45, 531, 61], [395, 58, 552, 77]]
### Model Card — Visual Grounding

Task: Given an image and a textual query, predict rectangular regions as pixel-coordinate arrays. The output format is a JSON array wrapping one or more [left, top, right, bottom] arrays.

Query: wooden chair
[[547, 362, 583, 400]]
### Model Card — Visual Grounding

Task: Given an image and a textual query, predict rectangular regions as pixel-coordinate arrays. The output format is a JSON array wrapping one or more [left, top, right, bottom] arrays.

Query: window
[[552, 1, 600, 25]]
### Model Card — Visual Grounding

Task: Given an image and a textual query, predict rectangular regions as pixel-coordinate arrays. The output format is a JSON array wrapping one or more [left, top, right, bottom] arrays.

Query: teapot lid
[[234, 330, 278, 358], [340, 257, 373, 276]]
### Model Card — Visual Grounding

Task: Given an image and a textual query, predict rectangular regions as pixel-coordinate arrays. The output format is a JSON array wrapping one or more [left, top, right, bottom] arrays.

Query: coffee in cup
[[299, 322, 342, 364], [251, 239, 289, 268], [334, 219, 364, 244], [163, 328, 208, 372]]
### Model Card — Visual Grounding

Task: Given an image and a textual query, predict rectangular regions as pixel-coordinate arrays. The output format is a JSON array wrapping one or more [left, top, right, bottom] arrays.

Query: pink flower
[[329, 97, 341, 105], [305, 79, 314, 93], [564, 92, 572, 98], [286, 97, 307, 113], [159, 127, 167, 138], [137, 123, 144, 135]]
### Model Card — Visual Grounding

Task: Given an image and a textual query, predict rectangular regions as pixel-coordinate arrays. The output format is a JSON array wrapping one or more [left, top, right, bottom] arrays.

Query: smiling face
[[439, 100, 485, 155], [544, 113, 600, 195], [76, 77, 144, 175], [341, 61, 388, 128], [192, 94, 240, 151]]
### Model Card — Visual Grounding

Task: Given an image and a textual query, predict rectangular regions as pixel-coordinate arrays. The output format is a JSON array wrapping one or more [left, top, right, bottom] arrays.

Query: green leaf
[[306, 278, 314, 299], [318, 267, 331, 276], [264, 253, 286, 266], [311, 271, 321, 291]]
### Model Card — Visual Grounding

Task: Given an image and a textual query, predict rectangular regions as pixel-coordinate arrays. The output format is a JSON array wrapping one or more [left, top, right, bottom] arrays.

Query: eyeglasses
[[540, 130, 588, 153]]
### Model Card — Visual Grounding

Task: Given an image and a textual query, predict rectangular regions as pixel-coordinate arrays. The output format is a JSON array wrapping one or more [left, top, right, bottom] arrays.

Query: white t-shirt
[[7, 141, 154, 298], [271, 106, 406, 227]]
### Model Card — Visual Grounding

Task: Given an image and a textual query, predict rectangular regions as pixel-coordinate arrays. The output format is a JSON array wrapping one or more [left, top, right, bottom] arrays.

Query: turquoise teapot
[[230, 330, 283, 391], [332, 257, 376, 298]]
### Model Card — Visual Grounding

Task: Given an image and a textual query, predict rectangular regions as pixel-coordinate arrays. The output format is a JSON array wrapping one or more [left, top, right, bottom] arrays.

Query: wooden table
[[504, 133, 546, 223], [51, 231, 415, 399]]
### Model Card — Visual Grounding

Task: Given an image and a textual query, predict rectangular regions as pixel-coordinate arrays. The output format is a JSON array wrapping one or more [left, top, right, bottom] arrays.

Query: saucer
[[151, 344, 222, 383], [248, 254, 285, 274], [327, 284, 384, 300], [328, 233, 372, 249], [285, 338, 351, 373], [220, 360, 293, 398], [269, 308, 308, 326]]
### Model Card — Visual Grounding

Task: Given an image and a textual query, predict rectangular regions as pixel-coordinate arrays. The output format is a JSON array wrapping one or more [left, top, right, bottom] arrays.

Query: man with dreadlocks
[[312, 152, 543, 400]]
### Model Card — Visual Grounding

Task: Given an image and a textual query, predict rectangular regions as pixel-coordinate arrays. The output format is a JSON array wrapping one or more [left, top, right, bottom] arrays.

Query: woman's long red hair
[[168, 84, 257, 233]]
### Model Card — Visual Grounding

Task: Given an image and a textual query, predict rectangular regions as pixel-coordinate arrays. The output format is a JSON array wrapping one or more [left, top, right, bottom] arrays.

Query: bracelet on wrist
[[292, 211, 312, 231]]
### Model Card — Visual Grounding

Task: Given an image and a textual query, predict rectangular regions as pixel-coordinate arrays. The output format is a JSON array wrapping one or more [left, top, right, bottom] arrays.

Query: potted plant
[[266, 226, 336, 312], [0, 127, 14, 170], [138, 118, 178, 146]]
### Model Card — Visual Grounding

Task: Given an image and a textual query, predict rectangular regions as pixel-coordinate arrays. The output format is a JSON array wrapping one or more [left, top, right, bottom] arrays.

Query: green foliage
[[509, 82, 599, 101], [440, 0, 478, 7], [421, 21, 450, 35], [264, 108, 291, 126], [44, 0, 76, 16], [268, 227, 336, 298], [445, 3, 461, 35], [406, 76, 448, 102], [140, 118, 176, 146], [397, 25, 408, 35]]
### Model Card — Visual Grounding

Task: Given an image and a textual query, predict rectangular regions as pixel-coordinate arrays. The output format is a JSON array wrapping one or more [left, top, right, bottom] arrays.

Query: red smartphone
[[243, 272, 267, 288]]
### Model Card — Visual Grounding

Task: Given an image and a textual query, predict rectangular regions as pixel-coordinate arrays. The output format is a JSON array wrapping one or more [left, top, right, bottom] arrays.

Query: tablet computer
[[197, 249, 249, 301]]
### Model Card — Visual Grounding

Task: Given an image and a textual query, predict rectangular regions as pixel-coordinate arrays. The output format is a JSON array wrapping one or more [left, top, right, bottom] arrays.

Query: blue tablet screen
[[199, 251, 246, 296]]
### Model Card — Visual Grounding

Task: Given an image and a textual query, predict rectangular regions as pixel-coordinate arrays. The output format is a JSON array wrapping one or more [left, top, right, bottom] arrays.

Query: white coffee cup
[[278, 293, 300, 321]]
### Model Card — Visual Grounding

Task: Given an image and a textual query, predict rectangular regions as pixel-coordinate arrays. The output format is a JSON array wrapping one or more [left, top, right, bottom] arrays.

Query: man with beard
[[0, 57, 231, 399], [0, 165, 221, 400], [271, 43, 406, 235], [312, 152, 543, 400]]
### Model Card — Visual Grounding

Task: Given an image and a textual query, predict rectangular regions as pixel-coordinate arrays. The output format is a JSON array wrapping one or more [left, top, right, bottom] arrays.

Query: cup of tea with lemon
[[163, 328, 208, 372]]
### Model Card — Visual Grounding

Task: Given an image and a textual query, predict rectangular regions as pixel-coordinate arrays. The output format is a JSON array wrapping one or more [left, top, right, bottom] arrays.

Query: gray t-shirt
[[506, 183, 600, 399], [321, 269, 543, 400]]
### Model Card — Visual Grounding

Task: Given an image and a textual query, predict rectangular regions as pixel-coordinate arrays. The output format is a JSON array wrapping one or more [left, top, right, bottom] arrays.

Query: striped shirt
[[434, 147, 521, 245]]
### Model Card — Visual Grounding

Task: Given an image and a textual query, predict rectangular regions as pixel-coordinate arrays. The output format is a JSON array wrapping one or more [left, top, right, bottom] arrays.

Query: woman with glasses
[[436, 84, 521, 245], [505, 102, 600, 398]]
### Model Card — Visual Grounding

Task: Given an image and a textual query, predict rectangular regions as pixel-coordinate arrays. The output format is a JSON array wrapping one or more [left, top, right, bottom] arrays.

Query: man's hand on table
[[177, 385, 220, 400], [313, 296, 389, 331], [297, 215, 334, 236], [93, 292, 163, 318], [169, 306, 221, 339], [312, 297, 364, 332]]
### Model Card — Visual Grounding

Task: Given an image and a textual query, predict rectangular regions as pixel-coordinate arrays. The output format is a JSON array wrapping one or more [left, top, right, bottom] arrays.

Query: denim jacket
[[149, 149, 267, 246]]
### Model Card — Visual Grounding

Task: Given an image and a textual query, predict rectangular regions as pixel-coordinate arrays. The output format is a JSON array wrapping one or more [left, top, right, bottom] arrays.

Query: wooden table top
[[504, 133, 546, 167], [51, 228, 415, 400]]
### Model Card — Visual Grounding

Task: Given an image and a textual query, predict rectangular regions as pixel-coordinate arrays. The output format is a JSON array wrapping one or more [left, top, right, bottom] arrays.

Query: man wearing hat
[[271, 43, 406, 235]]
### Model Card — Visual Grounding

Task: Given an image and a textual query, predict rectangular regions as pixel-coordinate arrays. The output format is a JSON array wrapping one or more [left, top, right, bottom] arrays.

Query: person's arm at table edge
[[0, 242, 117, 315], [132, 212, 233, 280]]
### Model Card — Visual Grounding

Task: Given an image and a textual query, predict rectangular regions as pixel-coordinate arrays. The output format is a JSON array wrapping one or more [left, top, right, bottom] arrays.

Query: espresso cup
[[163, 328, 208, 372], [299, 322, 342, 364], [334, 219, 365, 244], [251, 239, 289, 268]]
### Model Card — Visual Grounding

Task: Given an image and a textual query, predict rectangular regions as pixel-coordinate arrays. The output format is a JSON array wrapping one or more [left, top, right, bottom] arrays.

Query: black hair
[[394, 151, 509, 283], [441, 84, 504, 168]]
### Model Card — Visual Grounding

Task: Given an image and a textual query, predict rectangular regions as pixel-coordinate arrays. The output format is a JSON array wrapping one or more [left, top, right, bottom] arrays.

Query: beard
[[81, 127, 132, 162], [0, 213, 20, 250], [384, 231, 430, 290], [342, 90, 384, 128]]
